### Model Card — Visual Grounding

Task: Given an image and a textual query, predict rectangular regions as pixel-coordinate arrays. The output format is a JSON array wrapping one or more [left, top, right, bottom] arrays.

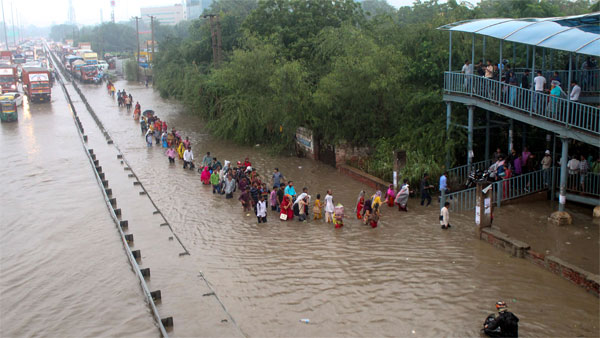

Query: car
[[0, 92, 23, 106], [97, 60, 109, 72]]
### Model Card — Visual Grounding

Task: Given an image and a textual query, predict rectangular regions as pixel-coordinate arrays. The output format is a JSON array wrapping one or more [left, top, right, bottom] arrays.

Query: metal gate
[[318, 140, 336, 167]]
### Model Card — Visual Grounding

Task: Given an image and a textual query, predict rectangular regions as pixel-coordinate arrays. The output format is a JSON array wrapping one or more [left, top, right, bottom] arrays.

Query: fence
[[444, 169, 546, 212], [564, 170, 600, 197], [445, 72, 600, 135], [512, 69, 599, 94]]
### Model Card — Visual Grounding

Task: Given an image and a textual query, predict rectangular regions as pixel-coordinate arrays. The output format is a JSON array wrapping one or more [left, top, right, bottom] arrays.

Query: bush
[[124, 59, 138, 82]]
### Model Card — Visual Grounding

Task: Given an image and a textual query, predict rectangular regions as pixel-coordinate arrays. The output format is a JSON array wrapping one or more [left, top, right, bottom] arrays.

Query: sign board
[[29, 73, 49, 82], [0, 68, 13, 75], [78, 42, 92, 50], [295, 127, 314, 154]]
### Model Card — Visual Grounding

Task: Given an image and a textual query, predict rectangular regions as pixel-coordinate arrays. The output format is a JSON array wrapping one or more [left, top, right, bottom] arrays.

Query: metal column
[[485, 111, 490, 161], [526, 46, 529, 68], [566, 53, 573, 125], [522, 125, 527, 150], [482, 36, 486, 61], [551, 134, 557, 203], [499, 40, 503, 72], [449, 31, 452, 72], [542, 48, 546, 71], [468, 105, 474, 169], [445, 101, 451, 169], [530, 47, 536, 113], [558, 137, 569, 212], [508, 119, 513, 153]]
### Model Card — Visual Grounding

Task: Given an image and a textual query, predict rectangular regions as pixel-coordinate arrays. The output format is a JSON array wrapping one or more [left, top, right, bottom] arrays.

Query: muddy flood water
[[73, 80, 599, 337], [1, 75, 598, 337], [0, 86, 158, 337]]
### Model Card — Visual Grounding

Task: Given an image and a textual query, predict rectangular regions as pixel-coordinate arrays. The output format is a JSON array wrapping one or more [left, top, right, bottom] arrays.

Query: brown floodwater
[[0, 86, 158, 337], [12, 76, 598, 337]]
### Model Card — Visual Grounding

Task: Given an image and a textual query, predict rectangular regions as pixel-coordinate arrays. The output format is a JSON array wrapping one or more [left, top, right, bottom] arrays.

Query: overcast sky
[[11, 0, 468, 27]]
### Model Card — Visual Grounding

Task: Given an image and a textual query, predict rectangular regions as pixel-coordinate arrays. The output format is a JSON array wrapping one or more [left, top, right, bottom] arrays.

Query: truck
[[0, 51, 12, 64], [83, 52, 98, 65], [21, 67, 51, 103], [0, 64, 18, 93], [79, 64, 98, 83]]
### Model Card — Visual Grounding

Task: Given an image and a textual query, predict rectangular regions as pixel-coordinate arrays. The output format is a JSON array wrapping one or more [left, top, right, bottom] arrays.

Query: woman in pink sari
[[200, 166, 211, 185]]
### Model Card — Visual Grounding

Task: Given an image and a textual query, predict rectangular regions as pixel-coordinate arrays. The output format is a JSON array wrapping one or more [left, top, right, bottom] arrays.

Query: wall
[[480, 227, 599, 297]]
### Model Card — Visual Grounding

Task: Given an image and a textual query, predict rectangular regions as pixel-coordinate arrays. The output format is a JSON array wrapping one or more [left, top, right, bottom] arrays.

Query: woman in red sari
[[280, 195, 294, 221], [355, 190, 365, 219], [502, 166, 512, 199]]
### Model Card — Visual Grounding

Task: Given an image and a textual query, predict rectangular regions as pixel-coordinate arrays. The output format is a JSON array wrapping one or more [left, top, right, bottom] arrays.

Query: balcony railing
[[444, 72, 600, 136], [443, 168, 599, 213], [511, 69, 600, 94]]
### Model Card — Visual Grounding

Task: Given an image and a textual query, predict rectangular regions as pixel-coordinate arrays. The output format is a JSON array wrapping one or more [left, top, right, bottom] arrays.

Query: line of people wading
[[108, 87, 453, 229], [108, 85, 521, 337]]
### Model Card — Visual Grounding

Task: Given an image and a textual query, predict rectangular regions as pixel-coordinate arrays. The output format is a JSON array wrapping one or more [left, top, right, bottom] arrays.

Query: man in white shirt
[[533, 71, 546, 112], [183, 146, 195, 170], [256, 195, 267, 223], [570, 80, 581, 102], [440, 202, 451, 230], [462, 59, 473, 90]]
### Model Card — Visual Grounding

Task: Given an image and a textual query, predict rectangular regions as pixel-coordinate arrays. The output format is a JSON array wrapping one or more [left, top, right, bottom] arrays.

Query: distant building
[[185, 0, 213, 20], [140, 4, 185, 25]]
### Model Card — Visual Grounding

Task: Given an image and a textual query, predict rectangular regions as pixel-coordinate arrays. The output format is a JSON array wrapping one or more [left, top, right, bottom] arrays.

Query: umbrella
[[142, 110, 154, 117]]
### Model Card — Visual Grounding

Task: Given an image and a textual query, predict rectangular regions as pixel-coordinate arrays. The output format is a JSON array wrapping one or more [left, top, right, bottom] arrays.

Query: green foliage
[[124, 59, 138, 82], [151, 0, 595, 181]]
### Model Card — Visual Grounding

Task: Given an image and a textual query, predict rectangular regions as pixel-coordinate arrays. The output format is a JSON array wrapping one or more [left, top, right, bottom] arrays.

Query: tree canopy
[[150, 0, 595, 182]]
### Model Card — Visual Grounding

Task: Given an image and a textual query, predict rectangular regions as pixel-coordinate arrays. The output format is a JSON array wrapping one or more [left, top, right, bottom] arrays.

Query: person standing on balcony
[[549, 80, 563, 118], [570, 80, 581, 102], [485, 60, 494, 100], [541, 150, 552, 187], [567, 155, 580, 189], [508, 71, 518, 106], [578, 155, 589, 191], [521, 70, 531, 109], [533, 71, 546, 113], [476, 60, 485, 76], [462, 59, 473, 90]]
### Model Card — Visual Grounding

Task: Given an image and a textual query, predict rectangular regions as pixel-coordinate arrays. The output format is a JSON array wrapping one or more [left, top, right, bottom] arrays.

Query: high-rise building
[[184, 0, 213, 20], [140, 4, 184, 25]]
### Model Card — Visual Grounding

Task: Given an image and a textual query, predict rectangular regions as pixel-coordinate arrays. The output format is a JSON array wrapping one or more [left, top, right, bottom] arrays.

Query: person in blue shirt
[[439, 171, 452, 202], [284, 181, 297, 201]]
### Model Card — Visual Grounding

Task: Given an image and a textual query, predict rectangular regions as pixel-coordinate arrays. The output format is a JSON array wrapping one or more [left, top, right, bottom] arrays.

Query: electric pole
[[10, 1, 15, 47], [133, 16, 140, 82], [216, 15, 222, 65], [204, 14, 221, 67], [150, 15, 155, 65], [1, 0, 9, 49]]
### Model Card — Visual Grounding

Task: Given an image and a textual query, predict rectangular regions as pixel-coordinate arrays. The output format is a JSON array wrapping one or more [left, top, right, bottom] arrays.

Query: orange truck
[[0, 64, 18, 93], [22, 67, 51, 103]]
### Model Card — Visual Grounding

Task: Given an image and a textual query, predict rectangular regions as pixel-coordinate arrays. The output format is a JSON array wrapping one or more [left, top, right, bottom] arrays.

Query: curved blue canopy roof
[[438, 13, 600, 56]]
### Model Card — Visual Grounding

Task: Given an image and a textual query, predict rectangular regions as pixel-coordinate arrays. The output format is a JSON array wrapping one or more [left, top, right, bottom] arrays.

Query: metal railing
[[445, 72, 600, 135], [512, 69, 599, 93], [565, 170, 600, 197], [444, 186, 477, 212], [495, 169, 546, 202]]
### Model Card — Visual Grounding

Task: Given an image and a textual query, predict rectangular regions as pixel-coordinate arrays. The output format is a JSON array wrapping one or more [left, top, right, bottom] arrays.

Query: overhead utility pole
[[10, 1, 15, 46], [1, 0, 8, 49], [150, 15, 155, 65], [133, 16, 140, 82], [203, 14, 222, 67]]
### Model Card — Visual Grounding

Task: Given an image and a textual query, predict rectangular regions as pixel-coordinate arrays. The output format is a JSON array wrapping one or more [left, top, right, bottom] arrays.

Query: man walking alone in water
[[440, 201, 451, 229]]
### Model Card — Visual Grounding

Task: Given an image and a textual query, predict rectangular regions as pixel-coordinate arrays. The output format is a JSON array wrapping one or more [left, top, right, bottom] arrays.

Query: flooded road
[[0, 86, 158, 337], [79, 80, 600, 337]]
